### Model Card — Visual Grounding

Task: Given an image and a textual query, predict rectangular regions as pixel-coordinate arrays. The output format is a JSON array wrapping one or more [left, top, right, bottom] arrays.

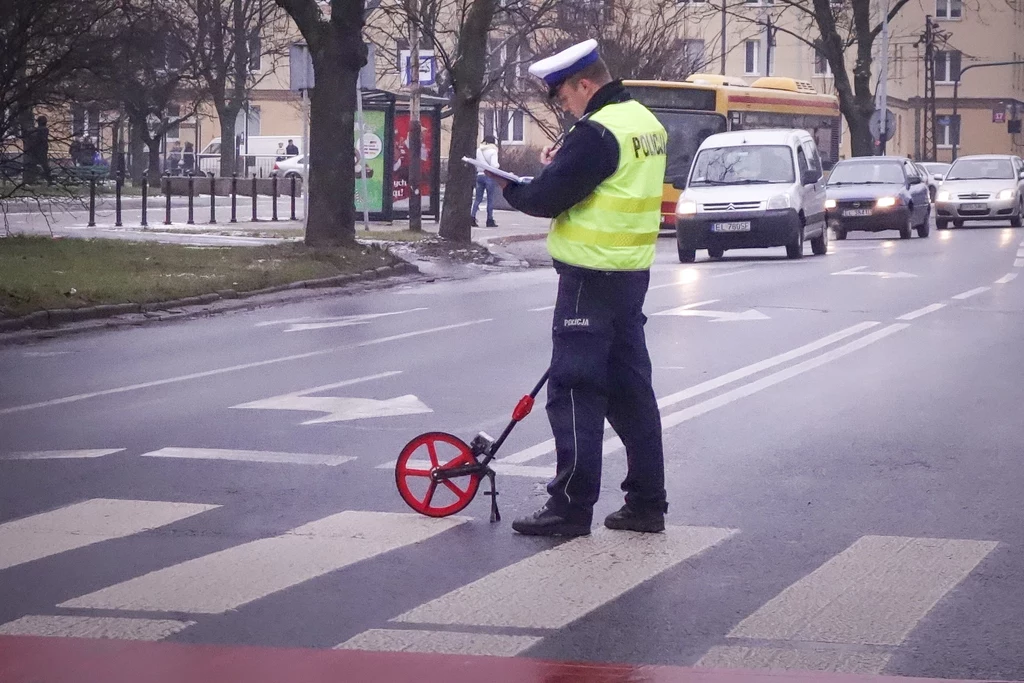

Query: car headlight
[[998, 189, 1016, 200], [937, 191, 950, 202], [767, 194, 791, 210], [876, 196, 898, 208], [677, 200, 698, 216], [825, 199, 837, 210]]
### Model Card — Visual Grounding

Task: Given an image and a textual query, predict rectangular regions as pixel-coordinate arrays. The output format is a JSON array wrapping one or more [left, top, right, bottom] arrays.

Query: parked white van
[[197, 136, 302, 176], [675, 129, 828, 262]]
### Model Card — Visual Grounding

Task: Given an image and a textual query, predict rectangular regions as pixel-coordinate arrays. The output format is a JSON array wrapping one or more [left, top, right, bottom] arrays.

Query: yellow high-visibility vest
[[548, 99, 667, 270]]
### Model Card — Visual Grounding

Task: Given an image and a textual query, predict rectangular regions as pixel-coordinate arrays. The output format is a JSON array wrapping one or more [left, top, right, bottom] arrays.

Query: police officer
[[487, 40, 669, 537]]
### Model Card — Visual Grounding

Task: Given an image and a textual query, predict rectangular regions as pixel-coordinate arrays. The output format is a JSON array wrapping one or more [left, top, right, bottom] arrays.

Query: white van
[[674, 129, 828, 262], [197, 136, 303, 176]]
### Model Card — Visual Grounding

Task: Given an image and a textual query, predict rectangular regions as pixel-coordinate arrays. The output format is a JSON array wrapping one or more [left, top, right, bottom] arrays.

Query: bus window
[[730, 110, 840, 169], [649, 110, 727, 185]]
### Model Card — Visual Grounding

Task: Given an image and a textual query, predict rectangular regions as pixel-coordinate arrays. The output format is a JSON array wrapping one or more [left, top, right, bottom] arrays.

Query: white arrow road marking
[[0, 319, 490, 417], [232, 371, 430, 424], [254, 308, 429, 332], [654, 299, 769, 322], [832, 265, 917, 279]]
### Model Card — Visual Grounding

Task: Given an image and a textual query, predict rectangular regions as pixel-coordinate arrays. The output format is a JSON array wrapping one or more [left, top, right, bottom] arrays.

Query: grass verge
[[0, 236, 401, 318]]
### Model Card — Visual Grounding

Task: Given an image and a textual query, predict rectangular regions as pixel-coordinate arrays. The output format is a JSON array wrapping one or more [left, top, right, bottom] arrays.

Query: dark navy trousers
[[544, 262, 667, 518]]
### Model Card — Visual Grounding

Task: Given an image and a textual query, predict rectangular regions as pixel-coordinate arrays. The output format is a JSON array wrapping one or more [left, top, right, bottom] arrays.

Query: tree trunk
[[306, 34, 359, 246], [146, 136, 163, 180], [438, 0, 498, 243], [217, 102, 241, 177]]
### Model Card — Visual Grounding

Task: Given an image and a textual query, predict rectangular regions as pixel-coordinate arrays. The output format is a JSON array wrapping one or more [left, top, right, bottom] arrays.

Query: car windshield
[[827, 162, 904, 185], [946, 158, 1014, 180], [689, 145, 795, 186]]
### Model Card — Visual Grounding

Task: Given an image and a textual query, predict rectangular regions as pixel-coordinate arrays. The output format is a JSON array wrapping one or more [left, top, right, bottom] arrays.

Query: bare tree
[[724, 0, 918, 157], [372, 0, 558, 242], [274, 0, 367, 246], [0, 0, 119, 202], [190, 0, 291, 177], [83, 0, 207, 182], [508, 0, 712, 136]]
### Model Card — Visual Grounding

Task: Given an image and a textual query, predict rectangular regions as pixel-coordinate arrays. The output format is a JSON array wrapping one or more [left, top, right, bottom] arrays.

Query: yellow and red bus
[[623, 74, 842, 228]]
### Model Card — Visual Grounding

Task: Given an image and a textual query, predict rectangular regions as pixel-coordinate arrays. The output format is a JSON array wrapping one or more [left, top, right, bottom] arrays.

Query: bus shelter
[[357, 89, 444, 222]]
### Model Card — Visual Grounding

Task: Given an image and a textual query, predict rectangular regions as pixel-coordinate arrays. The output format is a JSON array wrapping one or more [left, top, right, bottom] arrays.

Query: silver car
[[934, 155, 1024, 229]]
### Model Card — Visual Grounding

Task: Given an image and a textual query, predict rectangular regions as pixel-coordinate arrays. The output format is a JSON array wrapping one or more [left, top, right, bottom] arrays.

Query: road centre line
[[500, 321, 879, 465], [995, 273, 1018, 284], [952, 286, 990, 300], [897, 303, 946, 321], [0, 320, 490, 416], [601, 324, 908, 456]]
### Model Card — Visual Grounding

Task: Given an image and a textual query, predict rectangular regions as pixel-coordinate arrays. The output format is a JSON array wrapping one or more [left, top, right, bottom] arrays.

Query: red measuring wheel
[[395, 432, 481, 517]]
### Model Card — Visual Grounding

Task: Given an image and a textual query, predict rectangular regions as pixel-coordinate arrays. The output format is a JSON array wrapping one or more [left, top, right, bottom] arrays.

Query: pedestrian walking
[[286, 139, 299, 156], [471, 135, 500, 228], [489, 39, 669, 537], [182, 141, 196, 175]]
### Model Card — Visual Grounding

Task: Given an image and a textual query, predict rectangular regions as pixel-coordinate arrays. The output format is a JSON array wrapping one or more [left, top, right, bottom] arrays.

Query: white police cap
[[528, 39, 600, 96]]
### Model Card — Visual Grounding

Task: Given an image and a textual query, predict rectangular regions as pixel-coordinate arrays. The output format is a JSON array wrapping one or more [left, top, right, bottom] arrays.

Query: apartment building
[[688, 0, 1024, 161]]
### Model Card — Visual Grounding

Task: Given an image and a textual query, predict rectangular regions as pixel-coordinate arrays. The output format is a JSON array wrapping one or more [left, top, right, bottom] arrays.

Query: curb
[[0, 261, 420, 342]]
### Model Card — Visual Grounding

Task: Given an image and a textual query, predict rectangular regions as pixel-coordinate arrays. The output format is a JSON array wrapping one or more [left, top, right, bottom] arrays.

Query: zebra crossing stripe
[[393, 525, 735, 630], [140, 447, 355, 467], [0, 499, 218, 571], [3, 449, 124, 461], [697, 535, 997, 673], [0, 615, 193, 642], [59, 511, 465, 614], [697, 645, 891, 675], [336, 628, 541, 657]]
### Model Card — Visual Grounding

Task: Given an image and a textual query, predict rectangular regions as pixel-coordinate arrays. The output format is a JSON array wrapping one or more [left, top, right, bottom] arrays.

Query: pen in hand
[[541, 132, 565, 165]]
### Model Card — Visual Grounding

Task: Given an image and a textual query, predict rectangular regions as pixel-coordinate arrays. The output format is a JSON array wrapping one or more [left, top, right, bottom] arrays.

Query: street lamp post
[[951, 60, 1024, 161]]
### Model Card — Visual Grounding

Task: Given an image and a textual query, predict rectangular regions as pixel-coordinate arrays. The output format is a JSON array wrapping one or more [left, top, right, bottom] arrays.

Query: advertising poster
[[392, 112, 434, 211], [354, 109, 386, 213]]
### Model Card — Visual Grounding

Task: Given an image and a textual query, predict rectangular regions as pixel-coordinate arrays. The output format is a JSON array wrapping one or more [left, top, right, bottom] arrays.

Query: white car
[[270, 155, 307, 183], [675, 128, 828, 262]]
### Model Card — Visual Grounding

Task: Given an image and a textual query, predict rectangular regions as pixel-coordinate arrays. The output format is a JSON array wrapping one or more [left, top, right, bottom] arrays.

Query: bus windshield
[[647, 110, 727, 183]]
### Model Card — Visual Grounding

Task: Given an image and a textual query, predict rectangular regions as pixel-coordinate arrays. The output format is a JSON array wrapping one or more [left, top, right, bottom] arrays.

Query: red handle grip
[[512, 395, 535, 422]]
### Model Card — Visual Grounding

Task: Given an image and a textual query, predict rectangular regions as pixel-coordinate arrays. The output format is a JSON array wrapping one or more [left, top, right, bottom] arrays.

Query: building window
[[745, 0, 774, 4], [682, 39, 706, 72], [935, 0, 962, 19], [248, 33, 262, 72], [745, 40, 760, 75], [935, 50, 962, 83], [813, 50, 832, 76], [483, 109, 525, 144], [938, 115, 960, 148]]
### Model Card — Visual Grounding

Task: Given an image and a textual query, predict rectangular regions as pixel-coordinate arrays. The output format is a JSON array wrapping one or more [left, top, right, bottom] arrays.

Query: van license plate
[[712, 221, 751, 233], [960, 203, 987, 211], [842, 209, 872, 217]]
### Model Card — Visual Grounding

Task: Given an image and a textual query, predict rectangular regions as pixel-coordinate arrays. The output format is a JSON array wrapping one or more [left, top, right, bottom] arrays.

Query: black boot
[[512, 505, 591, 537], [604, 505, 665, 533], [486, 218, 498, 227], [471, 217, 478, 227]]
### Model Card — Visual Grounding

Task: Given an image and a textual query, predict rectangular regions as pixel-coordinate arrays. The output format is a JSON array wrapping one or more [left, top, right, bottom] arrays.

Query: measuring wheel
[[395, 432, 482, 517]]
